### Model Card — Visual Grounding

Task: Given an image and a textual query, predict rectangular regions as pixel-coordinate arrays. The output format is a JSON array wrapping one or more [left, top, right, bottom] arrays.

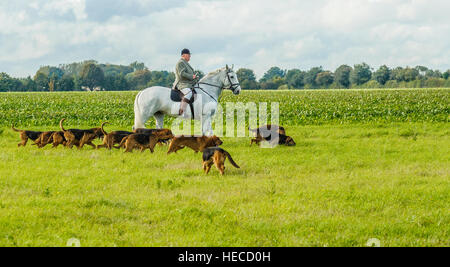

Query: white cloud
[[0, 0, 449, 78]]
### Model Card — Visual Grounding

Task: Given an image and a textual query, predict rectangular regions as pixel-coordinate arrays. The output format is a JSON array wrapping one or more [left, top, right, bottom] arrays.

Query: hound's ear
[[226, 64, 229, 70], [232, 64, 234, 70]]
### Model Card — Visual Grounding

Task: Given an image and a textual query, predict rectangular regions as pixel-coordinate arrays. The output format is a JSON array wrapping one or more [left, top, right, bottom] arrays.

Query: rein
[[194, 84, 219, 103]]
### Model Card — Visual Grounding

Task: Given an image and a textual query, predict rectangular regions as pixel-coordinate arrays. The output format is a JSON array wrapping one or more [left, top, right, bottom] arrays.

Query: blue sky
[[0, 0, 449, 78]]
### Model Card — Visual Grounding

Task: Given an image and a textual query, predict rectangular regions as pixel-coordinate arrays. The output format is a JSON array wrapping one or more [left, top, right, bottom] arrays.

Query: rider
[[173, 48, 198, 116]]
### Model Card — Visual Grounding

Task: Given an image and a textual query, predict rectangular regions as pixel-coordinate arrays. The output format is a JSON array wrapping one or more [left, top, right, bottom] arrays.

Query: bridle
[[224, 69, 241, 92], [196, 69, 240, 102]]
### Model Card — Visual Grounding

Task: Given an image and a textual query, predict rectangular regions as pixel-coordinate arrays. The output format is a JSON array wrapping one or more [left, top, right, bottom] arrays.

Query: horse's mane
[[200, 67, 226, 82]]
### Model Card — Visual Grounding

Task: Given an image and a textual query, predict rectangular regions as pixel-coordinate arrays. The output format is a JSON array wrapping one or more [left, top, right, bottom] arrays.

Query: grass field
[[0, 89, 449, 247]]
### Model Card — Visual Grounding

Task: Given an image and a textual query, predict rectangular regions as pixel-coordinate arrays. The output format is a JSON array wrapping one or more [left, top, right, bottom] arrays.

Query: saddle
[[170, 89, 183, 102]]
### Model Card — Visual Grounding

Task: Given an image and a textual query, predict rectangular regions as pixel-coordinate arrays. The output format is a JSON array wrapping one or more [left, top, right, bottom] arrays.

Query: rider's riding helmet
[[181, 48, 191, 55]]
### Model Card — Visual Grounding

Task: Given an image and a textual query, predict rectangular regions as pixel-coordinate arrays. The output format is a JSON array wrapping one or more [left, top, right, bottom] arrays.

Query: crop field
[[0, 89, 449, 247], [0, 89, 448, 127]]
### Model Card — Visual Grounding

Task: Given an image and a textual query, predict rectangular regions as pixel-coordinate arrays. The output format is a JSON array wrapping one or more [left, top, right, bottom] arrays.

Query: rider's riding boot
[[179, 99, 188, 115]]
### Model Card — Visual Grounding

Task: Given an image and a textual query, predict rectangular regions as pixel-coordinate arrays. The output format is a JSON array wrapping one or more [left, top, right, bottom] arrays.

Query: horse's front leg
[[201, 102, 218, 136], [201, 114, 214, 136]]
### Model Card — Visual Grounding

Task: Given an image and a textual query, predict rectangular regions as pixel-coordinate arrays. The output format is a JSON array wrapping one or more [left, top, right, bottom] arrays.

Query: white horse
[[133, 65, 241, 135]]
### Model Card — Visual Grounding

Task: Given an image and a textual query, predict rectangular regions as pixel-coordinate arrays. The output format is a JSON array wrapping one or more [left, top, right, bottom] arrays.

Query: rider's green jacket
[[173, 58, 195, 90]]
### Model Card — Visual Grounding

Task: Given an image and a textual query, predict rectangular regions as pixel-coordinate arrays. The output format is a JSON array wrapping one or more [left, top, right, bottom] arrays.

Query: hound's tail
[[11, 125, 22, 132], [225, 151, 240, 169], [59, 119, 67, 132], [101, 122, 109, 136]]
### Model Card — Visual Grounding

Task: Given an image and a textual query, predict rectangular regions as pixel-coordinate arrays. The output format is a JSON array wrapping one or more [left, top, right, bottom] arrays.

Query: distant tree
[[114, 74, 130, 91], [60, 63, 80, 77], [259, 79, 279, 90], [34, 72, 49, 91], [390, 67, 403, 82], [126, 69, 152, 90], [149, 71, 165, 87], [259, 73, 287, 89], [334, 65, 352, 88], [34, 66, 64, 92], [350, 63, 372, 85], [130, 61, 146, 72], [48, 79, 56, 92], [104, 76, 114, 91], [0, 72, 19, 92], [443, 70, 450, 80], [415, 65, 428, 73], [236, 68, 256, 81], [415, 65, 428, 79], [285, 69, 305, 89], [167, 72, 176, 87], [33, 66, 64, 92], [315, 71, 334, 88], [100, 63, 134, 77], [402, 67, 419, 82], [260, 67, 286, 82], [424, 77, 445, 87], [60, 60, 96, 77], [272, 76, 286, 89], [56, 76, 75, 91], [278, 84, 290, 90], [391, 67, 419, 82], [104, 74, 129, 91], [72, 75, 82, 91], [240, 80, 259, 90], [80, 63, 105, 91], [303, 67, 323, 88], [373, 65, 391, 85], [20, 77, 37, 92], [146, 71, 176, 88], [35, 66, 64, 80], [425, 69, 442, 79], [236, 68, 258, 89]]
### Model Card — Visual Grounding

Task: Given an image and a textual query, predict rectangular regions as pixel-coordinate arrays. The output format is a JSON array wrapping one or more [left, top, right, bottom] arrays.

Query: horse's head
[[224, 65, 241, 95]]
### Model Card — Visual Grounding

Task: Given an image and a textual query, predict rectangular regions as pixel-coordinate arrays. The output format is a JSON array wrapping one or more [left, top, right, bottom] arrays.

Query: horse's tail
[[133, 91, 145, 131]]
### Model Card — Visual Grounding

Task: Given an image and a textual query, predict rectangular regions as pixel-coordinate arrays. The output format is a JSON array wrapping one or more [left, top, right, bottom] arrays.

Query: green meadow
[[0, 89, 448, 246]]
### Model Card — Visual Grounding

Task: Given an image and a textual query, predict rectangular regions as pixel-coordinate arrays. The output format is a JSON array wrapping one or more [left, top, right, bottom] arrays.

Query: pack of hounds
[[12, 119, 296, 175]]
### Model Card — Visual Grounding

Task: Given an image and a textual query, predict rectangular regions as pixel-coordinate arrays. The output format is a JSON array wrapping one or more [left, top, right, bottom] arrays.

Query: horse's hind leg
[[133, 113, 146, 130], [133, 96, 150, 130], [154, 113, 165, 129]]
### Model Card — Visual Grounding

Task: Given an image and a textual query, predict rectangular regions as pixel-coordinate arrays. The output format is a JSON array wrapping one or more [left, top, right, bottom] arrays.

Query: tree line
[[1, 60, 449, 92], [239, 64, 450, 90], [0, 60, 181, 92]]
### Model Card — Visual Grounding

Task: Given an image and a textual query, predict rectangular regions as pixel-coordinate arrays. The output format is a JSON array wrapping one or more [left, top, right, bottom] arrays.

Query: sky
[[0, 0, 449, 79]]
